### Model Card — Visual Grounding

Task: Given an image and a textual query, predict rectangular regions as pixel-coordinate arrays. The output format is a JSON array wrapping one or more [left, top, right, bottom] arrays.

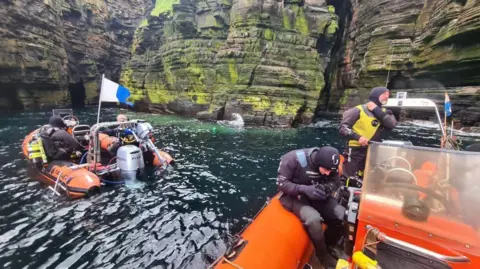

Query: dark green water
[[0, 107, 477, 269]]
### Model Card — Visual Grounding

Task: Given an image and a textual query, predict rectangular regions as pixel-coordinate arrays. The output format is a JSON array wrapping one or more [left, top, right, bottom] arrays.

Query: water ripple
[[0, 109, 478, 269]]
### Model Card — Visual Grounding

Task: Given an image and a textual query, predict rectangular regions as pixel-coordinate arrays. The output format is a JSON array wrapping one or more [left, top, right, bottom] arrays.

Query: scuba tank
[[135, 123, 168, 169], [27, 135, 48, 164]]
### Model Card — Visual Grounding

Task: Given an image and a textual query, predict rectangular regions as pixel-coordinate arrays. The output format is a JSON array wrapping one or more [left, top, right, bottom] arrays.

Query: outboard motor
[[117, 145, 145, 179]]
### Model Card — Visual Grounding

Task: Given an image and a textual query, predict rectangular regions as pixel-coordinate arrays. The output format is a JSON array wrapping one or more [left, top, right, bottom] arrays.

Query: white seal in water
[[218, 113, 244, 127]]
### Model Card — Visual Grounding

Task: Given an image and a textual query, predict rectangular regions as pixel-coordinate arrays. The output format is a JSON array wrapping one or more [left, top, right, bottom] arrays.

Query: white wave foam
[[404, 120, 440, 129], [217, 113, 244, 127], [452, 129, 480, 137]]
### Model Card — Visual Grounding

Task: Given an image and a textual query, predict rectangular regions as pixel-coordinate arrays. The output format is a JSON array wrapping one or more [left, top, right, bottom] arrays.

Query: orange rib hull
[[99, 133, 119, 152], [36, 162, 101, 198], [355, 197, 480, 269], [214, 193, 313, 269], [23, 129, 174, 198], [23, 130, 101, 199], [153, 151, 174, 166]]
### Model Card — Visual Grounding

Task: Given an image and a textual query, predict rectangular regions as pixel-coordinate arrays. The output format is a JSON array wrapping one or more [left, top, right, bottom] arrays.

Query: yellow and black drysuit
[[339, 87, 397, 178]]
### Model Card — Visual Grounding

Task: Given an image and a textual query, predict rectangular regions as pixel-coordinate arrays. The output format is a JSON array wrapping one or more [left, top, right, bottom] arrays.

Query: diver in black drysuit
[[277, 146, 345, 269], [40, 116, 83, 161]]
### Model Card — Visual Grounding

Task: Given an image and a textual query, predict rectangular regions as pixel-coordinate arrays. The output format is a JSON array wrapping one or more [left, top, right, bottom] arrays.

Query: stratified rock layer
[[121, 0, 339, 126], [0, 0, 151, 109], [2, 0, 480, 126], [333, 0, 480, 126]]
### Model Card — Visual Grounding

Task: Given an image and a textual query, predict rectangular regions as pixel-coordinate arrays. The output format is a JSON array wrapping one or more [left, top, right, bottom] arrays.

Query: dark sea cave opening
[[0, 83, 24, 110], [68, 81, 86, 108], [387, 71, 411, 90]]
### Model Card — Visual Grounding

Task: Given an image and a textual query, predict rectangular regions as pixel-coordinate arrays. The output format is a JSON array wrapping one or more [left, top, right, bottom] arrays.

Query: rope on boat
[[80, 152, 88, 164], [51, 170, 64, 196], [207, 255, 244, 269], [80, 152, 95, 165], [207, 255, 225, 269], [107, 156, 117, 166], [221, 258, 243, 269]]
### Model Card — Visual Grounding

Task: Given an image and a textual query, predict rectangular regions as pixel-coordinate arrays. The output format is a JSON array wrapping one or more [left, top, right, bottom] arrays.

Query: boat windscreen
[[52, 109, 74, 118], [359, 142, 480, 255]]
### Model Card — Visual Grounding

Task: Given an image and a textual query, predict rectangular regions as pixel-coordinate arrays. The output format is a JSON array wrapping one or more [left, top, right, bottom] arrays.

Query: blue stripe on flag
[[445, 102, 452, 117], [116, 85, 134, 107], [444, 93, 452, 117]]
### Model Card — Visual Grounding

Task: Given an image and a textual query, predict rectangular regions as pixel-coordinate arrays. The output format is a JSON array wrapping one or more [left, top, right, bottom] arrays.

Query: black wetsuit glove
[[299, 185, 326, 200]]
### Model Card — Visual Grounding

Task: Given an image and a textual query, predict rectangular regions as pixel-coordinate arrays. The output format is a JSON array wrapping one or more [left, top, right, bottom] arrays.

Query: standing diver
[[339, 87, 397, 179], [40, 115, 84, 161], [277, 146, 345, 269]]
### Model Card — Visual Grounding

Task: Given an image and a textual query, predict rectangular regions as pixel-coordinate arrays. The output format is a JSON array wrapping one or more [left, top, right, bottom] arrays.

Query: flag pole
[[442, 104, 447, 148], [93, 74, 105, 172], [450, 120, 453, 137], [444, 92, 448, 135], [96, 74, 105, 125]]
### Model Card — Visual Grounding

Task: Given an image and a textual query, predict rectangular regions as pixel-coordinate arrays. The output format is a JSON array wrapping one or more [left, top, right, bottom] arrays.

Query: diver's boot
[[324, 221, 346, 259], [320, 252, 338, 269], [316, 239, 338, 269], [328, 244, 349, 261]]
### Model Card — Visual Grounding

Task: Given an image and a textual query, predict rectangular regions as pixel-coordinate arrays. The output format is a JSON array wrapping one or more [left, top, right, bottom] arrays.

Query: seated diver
[[277, 146, 345, 269], [99, 114, 130, 137], [98, 114, 159, 166], [98, 114, 139, 156], [40, 116, 83, 161]]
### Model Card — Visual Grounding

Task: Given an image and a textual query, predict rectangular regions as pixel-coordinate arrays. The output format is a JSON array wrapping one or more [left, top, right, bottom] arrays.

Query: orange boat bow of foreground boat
[[212, 193, 314, 269]]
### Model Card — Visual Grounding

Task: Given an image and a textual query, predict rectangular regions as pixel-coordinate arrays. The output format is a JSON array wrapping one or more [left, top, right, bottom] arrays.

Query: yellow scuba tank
[[28, 135, 48, 164], [27, 138, 42, 164], [37, 136, 48, 164]]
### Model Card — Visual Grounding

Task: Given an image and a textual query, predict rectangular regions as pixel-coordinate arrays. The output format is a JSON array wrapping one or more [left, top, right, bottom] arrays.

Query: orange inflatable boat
[[23, 129, 101, 198], [210, 156, 348, 269], [22, 112, 174, 199]]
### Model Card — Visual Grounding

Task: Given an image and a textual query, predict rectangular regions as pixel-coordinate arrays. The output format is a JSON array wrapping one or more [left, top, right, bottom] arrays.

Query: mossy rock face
[[118, 0, 339, 126], [84, 81, 99, 104], [6, 0, 480, 126]]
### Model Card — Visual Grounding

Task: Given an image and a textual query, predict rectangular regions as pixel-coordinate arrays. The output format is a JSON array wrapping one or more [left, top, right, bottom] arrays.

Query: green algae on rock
[[121, 0, 339, 126], [4, 0, 479, 126]]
